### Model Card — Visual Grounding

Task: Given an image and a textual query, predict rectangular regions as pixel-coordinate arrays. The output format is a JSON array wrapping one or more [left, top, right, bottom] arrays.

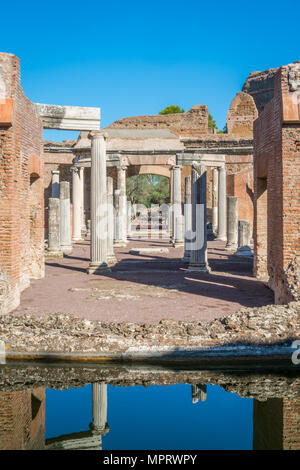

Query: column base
[[234, 247, 253, 258], [113, 240, 127, 248], [107, 254, 118, 265], [225, 242, 238, 252], [72, 237, 82, 242], [61, 244, 73, 255], [215, 236, 227, 242], [87, 262, 111, 274], [187, 263, 210, 273], [46, 249, 63, 258]]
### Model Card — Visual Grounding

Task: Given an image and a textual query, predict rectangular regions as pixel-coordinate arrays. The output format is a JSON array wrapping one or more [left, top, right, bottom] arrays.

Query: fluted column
[[225, 196, 238, 251], [188, 163, 210, 272], [71, 167, 82, 241], [183, 175, 192, 262], [117, 165, 127, 246], [47, 198, 63, 257], [172, 165, 183, 247], [212, 168, 218, 234], [87, 131, 110, 273], [60, 181, 72, 254], [107, 176, 116, 265], [51, 170, 60, 198], [79, 166, 86, 236], [91, 383, 107, 433], [216, 165, 226, 241]]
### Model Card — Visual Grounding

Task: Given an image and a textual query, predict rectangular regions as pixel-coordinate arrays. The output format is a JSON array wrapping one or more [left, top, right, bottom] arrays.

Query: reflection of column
[[216, 165, 226, 241], [79, 166, 86, 236], [107, 177, 116, 265], [225, 196, 238, 251], [72, 167, 82, 241], [212, 168, 218, 234], [51, 170, 60, 198], [183, 175, 192, 262], [117, 165, 127, 246], [172, 165, 183, 247], [91, 383, 108, 432], [60, 181, 72, 254], [188, 164, 210, 272], [235, 220, 253, 257], [47, 198, 63, 257], [87, 131, 110, 274], [191, 384, 207, 404]]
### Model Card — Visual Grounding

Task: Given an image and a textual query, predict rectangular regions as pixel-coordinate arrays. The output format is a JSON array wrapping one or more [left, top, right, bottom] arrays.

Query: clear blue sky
[[1, 0, 299, 141]]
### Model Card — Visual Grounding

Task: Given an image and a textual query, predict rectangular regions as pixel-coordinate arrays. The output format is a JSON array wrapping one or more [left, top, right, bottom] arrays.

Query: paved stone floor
[[14, 237, 274, 323]]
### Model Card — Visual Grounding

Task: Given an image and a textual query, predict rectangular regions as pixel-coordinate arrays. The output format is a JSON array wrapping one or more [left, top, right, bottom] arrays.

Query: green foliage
[[126, 175, 169, 207], [208, 113, 218, 130], [159, 105, 185, 115], [217, 123, 228, 134]]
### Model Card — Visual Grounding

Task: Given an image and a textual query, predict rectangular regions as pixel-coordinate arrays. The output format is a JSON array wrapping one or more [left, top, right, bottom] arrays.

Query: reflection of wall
[[0, 388, 45, 450], [253, 398, 300, 450]]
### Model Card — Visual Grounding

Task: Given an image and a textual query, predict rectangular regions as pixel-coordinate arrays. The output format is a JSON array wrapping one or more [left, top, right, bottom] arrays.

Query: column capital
[[88, 130, 108, 140], [51, 170, 60, 175], [117, 164, 127, 172], [70, 165, 79, 174]]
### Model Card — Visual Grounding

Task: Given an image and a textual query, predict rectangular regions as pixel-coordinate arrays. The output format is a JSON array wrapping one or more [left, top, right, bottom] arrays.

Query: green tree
[[208, 113, 218, 130], [126, 175, 169, 207], [159, 105, 185, 115], [217, 123, 228, 134]]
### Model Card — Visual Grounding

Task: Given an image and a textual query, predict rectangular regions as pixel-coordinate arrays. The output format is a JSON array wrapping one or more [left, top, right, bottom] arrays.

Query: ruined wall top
[[227, 92, 258, 138], [107, 105, 209, 137], [242, 67, 279, 114]]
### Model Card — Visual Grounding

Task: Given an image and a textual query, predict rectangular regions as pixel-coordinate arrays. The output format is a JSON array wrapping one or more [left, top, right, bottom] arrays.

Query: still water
[[0, 364, 299, 450]]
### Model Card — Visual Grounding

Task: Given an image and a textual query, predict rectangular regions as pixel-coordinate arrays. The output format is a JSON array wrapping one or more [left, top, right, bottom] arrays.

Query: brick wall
[[227, 166, 254, 228], [253, 62, 300, 303], [0, 53, 44, 314]]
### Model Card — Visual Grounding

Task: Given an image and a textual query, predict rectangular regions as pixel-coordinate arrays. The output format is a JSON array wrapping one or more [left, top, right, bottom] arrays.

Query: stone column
[[172, 165, 183, 247], [127, 200, 132, 237], [107, 176, 116, 265], [183, 175, 192, 262], [216, 165, 226, 241], [87, 131, 110, 273], [188, 163, 210, 272], [225, 196, 238, 251], [59, 181, 72, 254], [71, 167, 82, 241], [212, 168, 218, 234], [117, 165, 127, 246], [169, 166, 174, 241], [47, 198, 63, 257], [79, 166, 86, 236], [114, 189, 123, 247], [235, 220, 253, 257], [51, 170, 60, 198], [90, 383, 107, 433]]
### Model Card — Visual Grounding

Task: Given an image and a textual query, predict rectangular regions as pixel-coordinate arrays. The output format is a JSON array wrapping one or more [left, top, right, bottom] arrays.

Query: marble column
[[59, 181, 72, 254], [216, 165, 226, 241], [51, 170, 60, 198], [90, 383, 107, 433], [183, 175, 192, 262], [169, 166, 174, 241], [87, 131, 110, 274], [79, 166, 86, 236], [172, 165, 183, 247], [235, 220, 253, 257], [188, 163, 210, 272], [107, 176, 117, 265], [117, 165, 127, 246], [114, 189, 123, 247], [71, 166, 82, 241], [225, 196, 238, 251], [212, 167, 218, 234], [47, 198, 63, 257], [127, 200, 132, 237]]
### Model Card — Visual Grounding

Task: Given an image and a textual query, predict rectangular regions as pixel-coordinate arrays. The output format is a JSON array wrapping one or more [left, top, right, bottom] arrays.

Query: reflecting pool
[[0, 364, 299, 450]]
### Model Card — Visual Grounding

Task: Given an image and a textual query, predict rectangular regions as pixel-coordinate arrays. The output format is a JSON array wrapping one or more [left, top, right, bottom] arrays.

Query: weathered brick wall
[[227, 92, 258, 137], [227, 166, 254, 228], [0, 388, 45, 450], [0, 53, 44, 314], [253, 62, 300, 303]]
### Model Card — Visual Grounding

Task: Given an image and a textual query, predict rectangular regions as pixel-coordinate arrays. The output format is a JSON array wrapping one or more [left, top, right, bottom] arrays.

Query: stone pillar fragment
[[71, 167, 82, 241], [225, 196, 238, 251], [47, 198, 63, 257], [107, 177, 116, 265], [117, 165, 127, 246], [172, 165, 183, 247], [188, 163, 210, 272], [87, 131, 110, 273], [235, 220, 253, 258], [59, 181, 72, 254], [183, 175, 192, 262], [216, 165, 226, 241], [51, 170, 60, 198], [212, 168, 218, 234]]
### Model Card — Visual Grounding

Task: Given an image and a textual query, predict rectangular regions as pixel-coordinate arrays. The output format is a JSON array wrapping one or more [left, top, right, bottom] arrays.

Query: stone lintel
[[177, 153, 226, 167], [35, 103, 100, 130]]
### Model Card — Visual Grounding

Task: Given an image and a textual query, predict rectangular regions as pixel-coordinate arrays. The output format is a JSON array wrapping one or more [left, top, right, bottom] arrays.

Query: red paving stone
[[13, 237, 274, 323]]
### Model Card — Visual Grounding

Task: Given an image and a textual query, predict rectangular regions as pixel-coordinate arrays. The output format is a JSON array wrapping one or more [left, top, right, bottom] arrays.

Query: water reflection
[[0, 366, 299, 450]]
